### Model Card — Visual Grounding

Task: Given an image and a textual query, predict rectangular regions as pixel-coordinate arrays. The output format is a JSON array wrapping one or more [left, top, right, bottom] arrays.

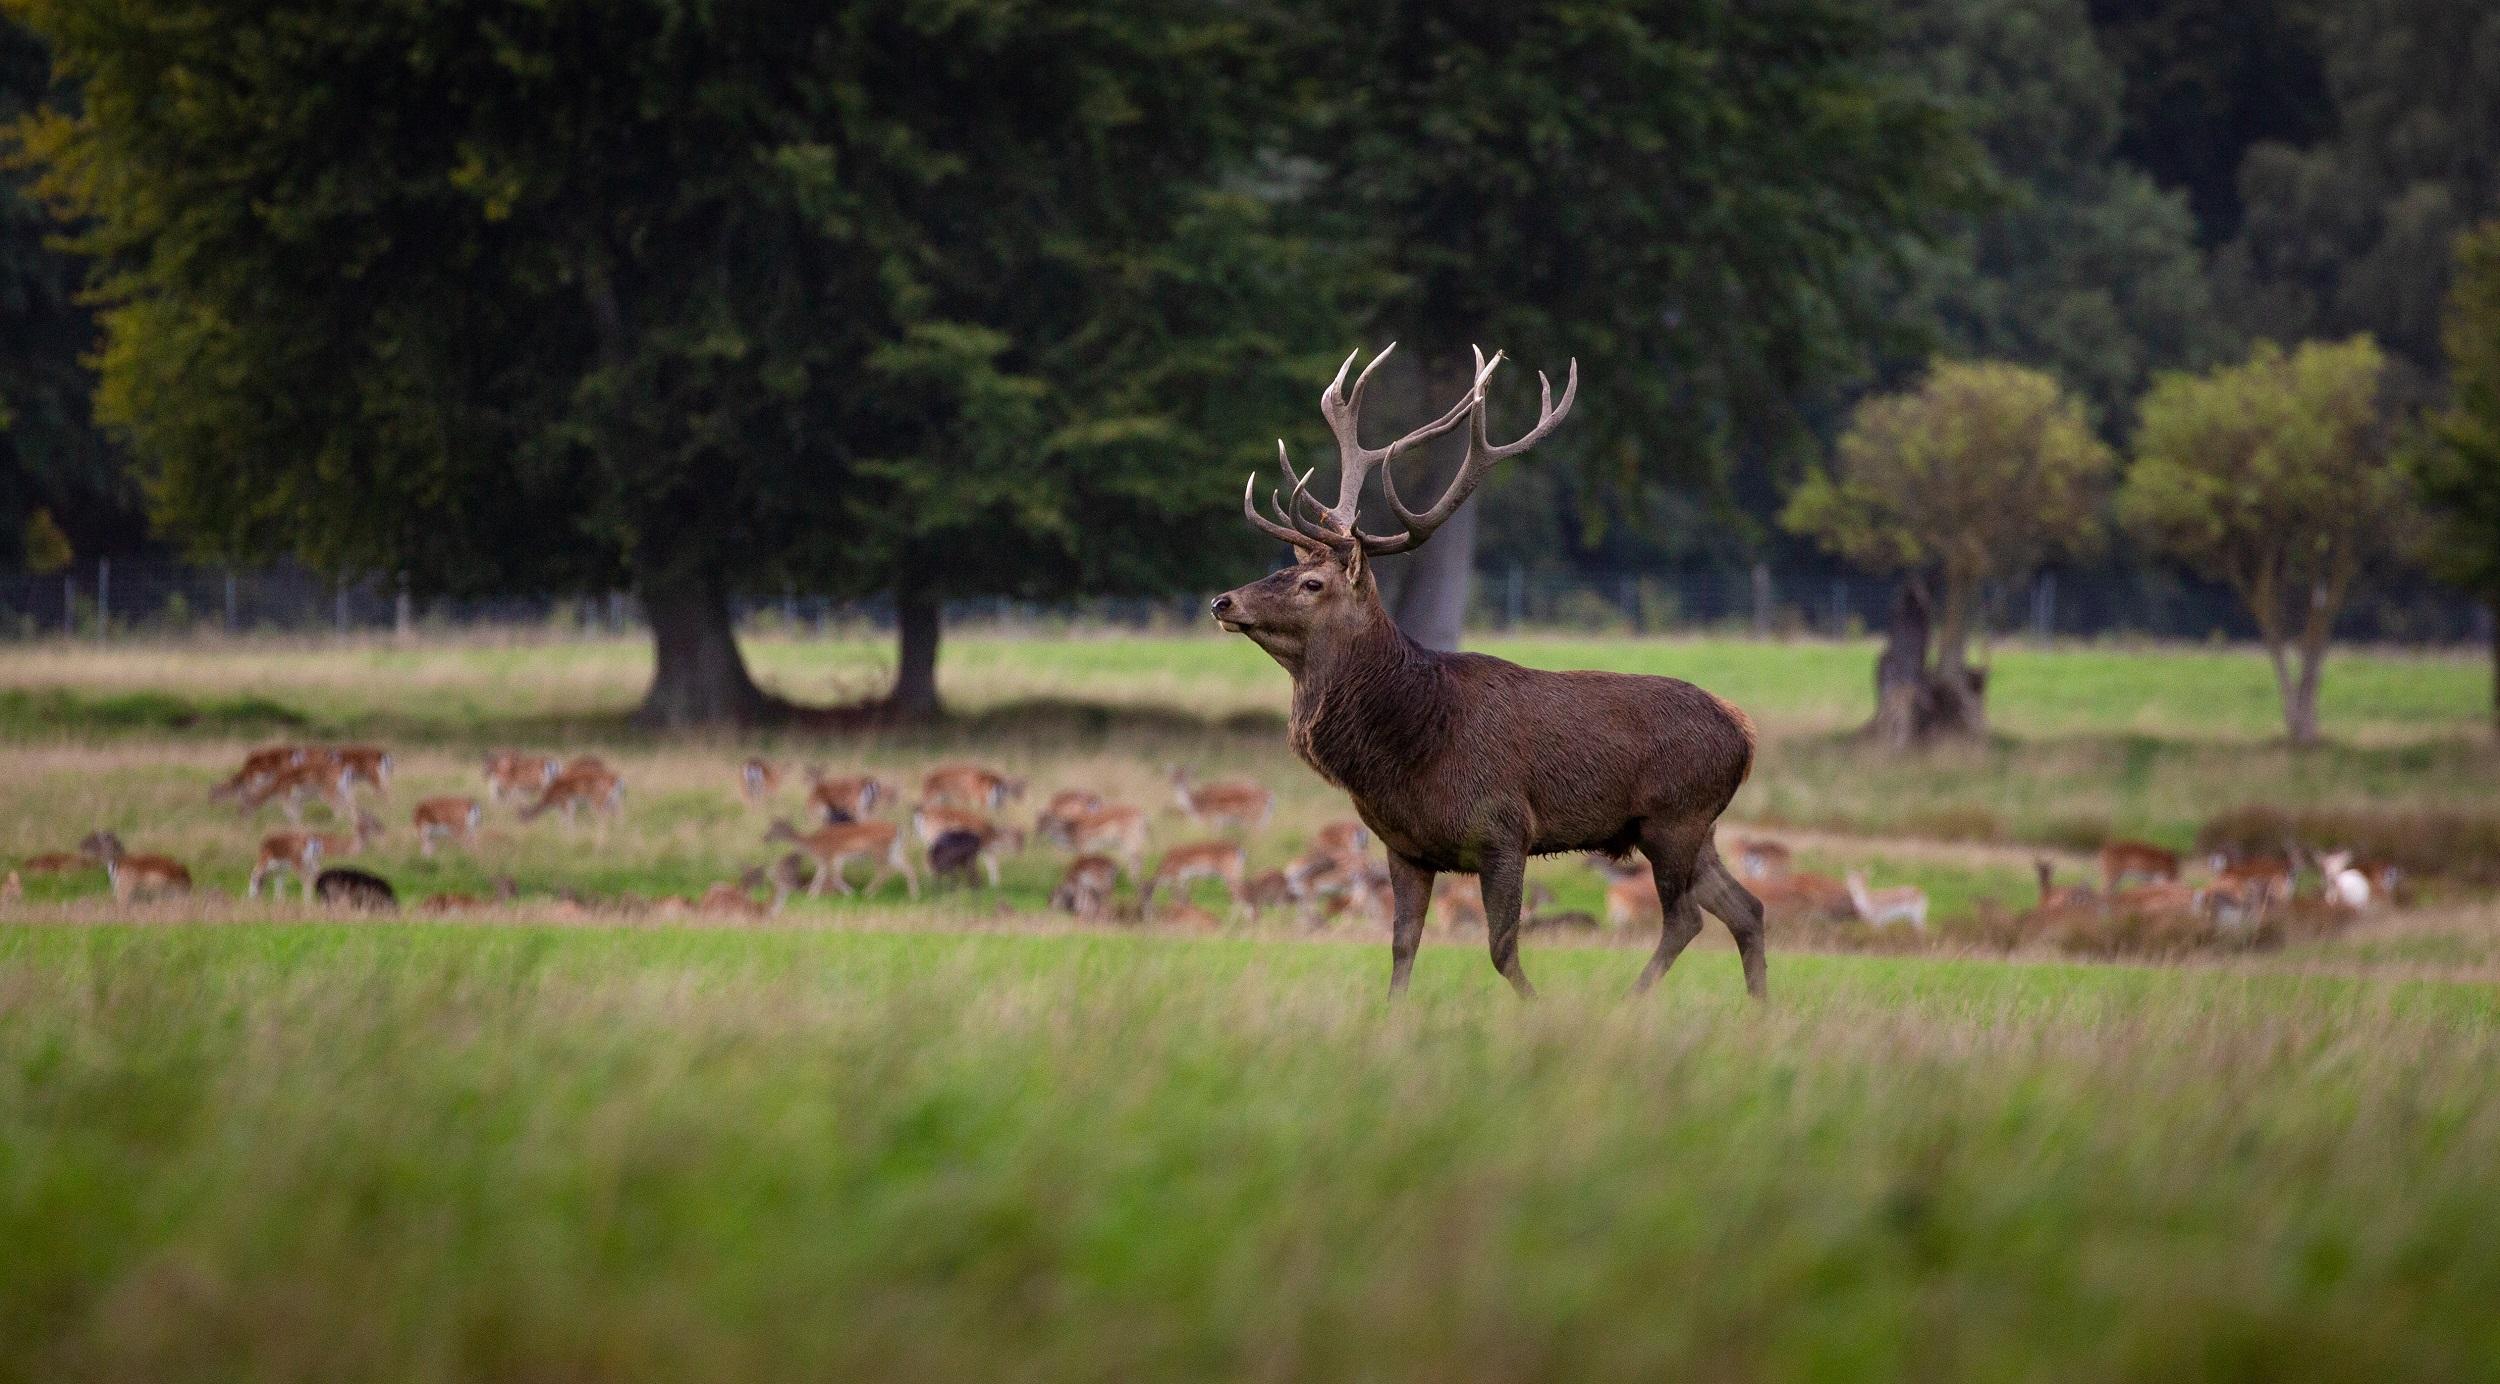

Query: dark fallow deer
[[1212, 344, 1764, 999]]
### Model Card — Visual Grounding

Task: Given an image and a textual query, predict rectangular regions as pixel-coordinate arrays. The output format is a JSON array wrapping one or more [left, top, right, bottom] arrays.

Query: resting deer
[[412, 796, 483, 857], [1844, 871, 1929, 930], [763, 818, 917, 899], [2034, 859, 2099, 912], [921, 765, 1023, 812], [1169, 769, 1275, 835], [483, 751, 561, 804], [86, 834, 191, 903], [1215, 344, 1762, 998], [807, 771, 893, 824]]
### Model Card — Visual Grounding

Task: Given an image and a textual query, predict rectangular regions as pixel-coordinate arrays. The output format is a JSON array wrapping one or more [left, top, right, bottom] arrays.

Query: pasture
[[5, 630, 2500, 1380]]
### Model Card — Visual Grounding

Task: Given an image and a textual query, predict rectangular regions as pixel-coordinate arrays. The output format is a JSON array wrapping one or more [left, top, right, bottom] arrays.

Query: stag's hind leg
[[1479, 849, 1536, 1000], [1632, 822, 1711, 997], [1692, 841, 1768, 1000]]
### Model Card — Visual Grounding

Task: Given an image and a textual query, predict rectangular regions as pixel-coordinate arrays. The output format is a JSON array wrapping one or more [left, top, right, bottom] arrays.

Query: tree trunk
[[2288, 645, 2326, 746], [1866, 578, 1987, 749], [2489, 601, 2499, 740], [1378, 353, 1486, 652], [635, 581, 777, 730], [885, 588, 942, 719]]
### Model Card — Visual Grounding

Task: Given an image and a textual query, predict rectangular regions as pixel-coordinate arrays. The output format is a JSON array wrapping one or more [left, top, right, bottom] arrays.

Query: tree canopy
[[2120, 336, 2415, 743]]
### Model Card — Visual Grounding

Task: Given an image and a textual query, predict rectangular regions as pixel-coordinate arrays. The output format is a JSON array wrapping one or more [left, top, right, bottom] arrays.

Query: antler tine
[[1315, 341, 1489, 531], [1379, 351, 1577, 544], [1243, 474, 1324, 552]]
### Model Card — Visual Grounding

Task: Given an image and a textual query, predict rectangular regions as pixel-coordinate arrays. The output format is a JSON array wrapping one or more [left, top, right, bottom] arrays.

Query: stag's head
[[1213, 344, 1576, 666]]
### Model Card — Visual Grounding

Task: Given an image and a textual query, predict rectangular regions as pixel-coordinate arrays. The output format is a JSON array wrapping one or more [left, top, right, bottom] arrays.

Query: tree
[[1869, 0, 2227, 428], [2120, 337, 2416, 744], [1783, 359, 2114, 745], [1287, 0, 1979, 651], [10, 0, 1307, 725], [2413, 221, 2500, 733]]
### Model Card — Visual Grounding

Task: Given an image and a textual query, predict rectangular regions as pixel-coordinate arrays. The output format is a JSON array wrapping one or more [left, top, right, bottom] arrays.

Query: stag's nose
[[1211, 594, 1234, 615]]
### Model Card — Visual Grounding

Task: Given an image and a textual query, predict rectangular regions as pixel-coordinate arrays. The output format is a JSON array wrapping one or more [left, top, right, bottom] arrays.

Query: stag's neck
[[1286, 609, 1456, 795]]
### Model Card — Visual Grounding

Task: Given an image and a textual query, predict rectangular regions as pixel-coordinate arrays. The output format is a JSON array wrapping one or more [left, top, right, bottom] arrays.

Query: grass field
[[4, 630, 2498, 1379]]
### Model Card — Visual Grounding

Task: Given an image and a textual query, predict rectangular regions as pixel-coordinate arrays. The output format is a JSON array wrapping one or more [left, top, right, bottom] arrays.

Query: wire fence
[[0, 558, 2490, 648]]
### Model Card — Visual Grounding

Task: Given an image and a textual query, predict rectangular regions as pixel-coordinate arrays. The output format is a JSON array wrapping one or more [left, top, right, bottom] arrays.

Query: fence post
[[96, 558, 110, 640], [1751, 561, 1771, 636]]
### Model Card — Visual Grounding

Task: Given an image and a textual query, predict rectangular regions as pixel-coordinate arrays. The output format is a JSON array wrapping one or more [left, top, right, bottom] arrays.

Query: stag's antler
[[1249, 343, 1577, 557]]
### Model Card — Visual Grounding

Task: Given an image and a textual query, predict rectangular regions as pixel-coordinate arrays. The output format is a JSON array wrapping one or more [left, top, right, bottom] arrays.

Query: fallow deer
[[1038, 789, 1107, 836], [2099, 839, 2180, 894], [519, 761, 626, 839], [314, 866, 397, 911], [2319, 850, 2374, 910], [1844, 871, 1929, 930], [921, 764, 1023, 812], [210, 745, 306, 803], [412, 796, 483, 857], [2034, 859, 2099, 912], [763, 818, 917, 899], [740, 758, 782, 805], [87, 834, 191, 904], [1732, 839, 1793, 881], [1050, 855, 1122, 919], [1140, 840, 1246, 915], [251, 810, 385, 900], [326, 745, 394, 797], [17, 847, 96, 874], [1312, 819, 1371, 857], [483, 751, 561, 803], [927, 830, 986, 888], [807, 771, 893, 824], [1039, 803, 1149, 879], [1214, 344, 1762, 998], [0, 870, 17, 903], [1168, 769, 1275, 835], [238, 758, 357, 823], [1750, 870, 1855, 921]]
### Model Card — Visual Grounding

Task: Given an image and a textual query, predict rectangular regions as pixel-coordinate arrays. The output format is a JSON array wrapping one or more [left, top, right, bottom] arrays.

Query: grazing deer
[[927, 829, 986, 888], [1216, 344, 1762, 998], [238, 758, 358, 823], [2099, 839, 2180, 894], [1732, 839, 1793, 881], [87, 834, 191, 904], [1168, 769, 1275, 835], [806, 771, 893, 824], [1241, 868, 1299, 917], [1844, 871, 1929, 930], [740, 758, 782, 805], [1039, 803, 1149, 879], [326, 745, 394, 797], [483, 751, 562, 804], [912, 805, 1027, 886], [1050, 855, 1122, 919], [763, 818, 917, 899], [251, 811, 384, 900], [314, 866, 397, 911], [1038, 789, 1106, 834], [2034, 859, 2099, 912], [1140, 840, 1246, 915], [211, 745, 306, 802], [921, 764, 1023, 812], [519, 761, 626, 839], [412, 796, 483, 857]]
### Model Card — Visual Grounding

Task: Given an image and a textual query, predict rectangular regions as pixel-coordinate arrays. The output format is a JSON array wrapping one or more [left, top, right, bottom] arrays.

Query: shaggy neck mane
[[1286, 600, 1457, 794]]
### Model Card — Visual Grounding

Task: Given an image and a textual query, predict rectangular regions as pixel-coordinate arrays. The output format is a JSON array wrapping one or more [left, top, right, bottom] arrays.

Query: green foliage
[[1868, 0, 2226, 427], [2122, 338, 2412, 634], [1783, 359, 2114, 658], [2413, 222, 2500, 602], [18, 504, 68, 571], [2214, 0, 2500, 379]]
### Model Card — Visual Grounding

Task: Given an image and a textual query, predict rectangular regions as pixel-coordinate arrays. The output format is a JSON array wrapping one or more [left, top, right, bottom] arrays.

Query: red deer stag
[[1213, 344, 1763, 999]]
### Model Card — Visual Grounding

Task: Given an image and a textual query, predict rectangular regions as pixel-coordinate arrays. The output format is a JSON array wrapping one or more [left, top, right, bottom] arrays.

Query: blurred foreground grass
[[5, 923, 2499, 1382]]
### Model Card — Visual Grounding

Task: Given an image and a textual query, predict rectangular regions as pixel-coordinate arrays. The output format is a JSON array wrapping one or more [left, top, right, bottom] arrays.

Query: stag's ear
[[1340, 541, 1366, 583]]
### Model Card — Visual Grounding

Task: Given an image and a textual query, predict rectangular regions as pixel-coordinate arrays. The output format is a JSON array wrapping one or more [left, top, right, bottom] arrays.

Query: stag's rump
[[1440, 655, 1755, 857]]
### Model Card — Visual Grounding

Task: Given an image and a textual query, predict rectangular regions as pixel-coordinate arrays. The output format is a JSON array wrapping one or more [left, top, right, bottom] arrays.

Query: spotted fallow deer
[[806, 771, 893, 824], [411, 796, 484, 857], [740, 758, 782, 805], [2098, 839, 2180, 894], [1140, 839, 1247, 916], [210, 745, 307, 803], [1213, 344, 1762, 998], [483, 751, 561, 804], [238, 758, 358, 824], [519, 760, 625, 840], [85, 833, 191, 903], [251, 810, 385, 900], [1039, 803, 1150, 880], [762, 818, 917, 899], [1168, 769, 1274, 835], [921, 764, 1023, 812]]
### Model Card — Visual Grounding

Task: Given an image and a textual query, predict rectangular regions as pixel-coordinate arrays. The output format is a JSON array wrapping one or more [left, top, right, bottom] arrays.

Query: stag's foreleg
[[1479, 849, 1536, 1000], [1386, 854, 1434, 997]]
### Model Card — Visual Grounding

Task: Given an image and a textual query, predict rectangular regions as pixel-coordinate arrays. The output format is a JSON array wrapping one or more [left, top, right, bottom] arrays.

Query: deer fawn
[[1217, 344, 1762, 998], [1169, 769, 1275, 835], [921, 765, 1023, 812], [483, 751, 561, 804], [1844, 871, 1929, 930], [807, 771, 894, 824], [519, 761, 626, 840], [2099, 839, 2180, 894], [412, 796, 483, 857], [251, 810, 384, 900], [1140, 840, 1246, 916], [85, 833, 191, 904], [763, 818, 917, 899]]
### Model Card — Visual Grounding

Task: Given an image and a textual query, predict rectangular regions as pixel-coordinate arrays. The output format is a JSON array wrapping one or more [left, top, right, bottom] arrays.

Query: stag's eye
[[1300, 578, 1324, 593]]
